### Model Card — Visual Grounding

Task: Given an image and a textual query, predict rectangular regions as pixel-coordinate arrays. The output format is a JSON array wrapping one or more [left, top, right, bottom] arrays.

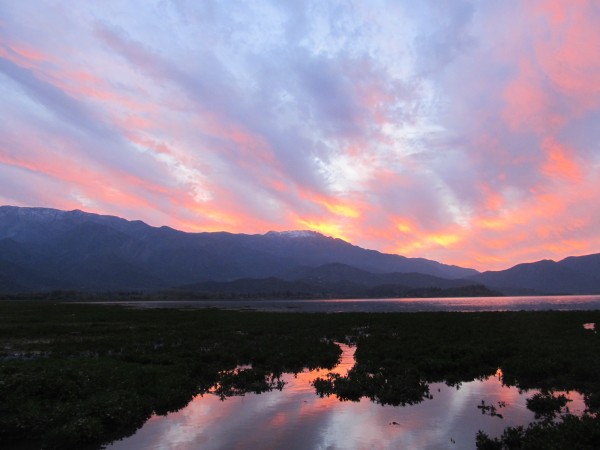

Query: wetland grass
[[1, 302, 600, 448]]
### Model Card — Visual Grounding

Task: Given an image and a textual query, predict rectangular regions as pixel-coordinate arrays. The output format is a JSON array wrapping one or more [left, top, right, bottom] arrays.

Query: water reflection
[[95, 294, 600, 313], [107, 344, 585, 450]]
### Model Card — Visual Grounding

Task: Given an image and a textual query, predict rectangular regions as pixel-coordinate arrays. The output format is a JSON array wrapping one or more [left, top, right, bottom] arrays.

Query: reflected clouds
[[107, 343, 586, 450]]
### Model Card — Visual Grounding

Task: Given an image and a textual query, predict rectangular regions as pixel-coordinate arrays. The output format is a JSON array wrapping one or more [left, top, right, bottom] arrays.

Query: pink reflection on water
[[107, 343, 587, 450], [286, 343, 355, 396]]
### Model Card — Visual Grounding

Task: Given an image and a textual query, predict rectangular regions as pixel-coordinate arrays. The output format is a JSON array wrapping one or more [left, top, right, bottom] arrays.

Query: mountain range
[[1, 205, 599, 296]]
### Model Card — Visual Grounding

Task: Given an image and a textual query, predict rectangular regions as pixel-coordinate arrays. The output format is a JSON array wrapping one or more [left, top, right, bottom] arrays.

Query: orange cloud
[[301, 192, 362, 219], [296, 218, 348, 241], [395, 218, 415, 234], [541, 137, 582, 182]]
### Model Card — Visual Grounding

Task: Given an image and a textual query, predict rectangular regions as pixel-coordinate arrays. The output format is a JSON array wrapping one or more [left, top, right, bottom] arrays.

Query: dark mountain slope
[[280, 263, 472, 289], [470, 254, 600, 294], [177, 264, 497, 299], [0, 206, 477, 292]]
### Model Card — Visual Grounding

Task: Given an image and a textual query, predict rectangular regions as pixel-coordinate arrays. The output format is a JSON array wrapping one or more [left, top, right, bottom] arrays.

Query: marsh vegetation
[[1, 302, 599, 448]]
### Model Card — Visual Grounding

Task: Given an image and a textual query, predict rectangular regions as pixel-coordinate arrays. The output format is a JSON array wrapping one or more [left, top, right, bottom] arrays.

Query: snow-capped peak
[[265, 230, 324, 238]]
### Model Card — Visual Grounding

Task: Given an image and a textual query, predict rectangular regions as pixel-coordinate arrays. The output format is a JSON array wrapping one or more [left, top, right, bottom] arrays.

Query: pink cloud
[[2, 1, 600, 272]]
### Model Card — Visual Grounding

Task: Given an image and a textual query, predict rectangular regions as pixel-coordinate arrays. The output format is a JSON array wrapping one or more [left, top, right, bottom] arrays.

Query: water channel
[[107, 342, 587, 450]]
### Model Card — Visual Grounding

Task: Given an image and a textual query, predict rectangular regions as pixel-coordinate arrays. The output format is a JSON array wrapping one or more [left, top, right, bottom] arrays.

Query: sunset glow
[[2, 1, 600, 270]]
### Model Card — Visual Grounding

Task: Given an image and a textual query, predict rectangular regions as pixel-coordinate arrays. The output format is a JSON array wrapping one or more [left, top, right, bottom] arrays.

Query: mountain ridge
[[3, 205, 600, 295], [0, 205, 477, 292], [470, 254, 600, 295]]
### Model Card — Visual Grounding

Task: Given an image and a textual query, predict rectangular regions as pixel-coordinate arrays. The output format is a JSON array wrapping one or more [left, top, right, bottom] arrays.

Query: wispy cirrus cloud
[[1, 0, 599, 270]]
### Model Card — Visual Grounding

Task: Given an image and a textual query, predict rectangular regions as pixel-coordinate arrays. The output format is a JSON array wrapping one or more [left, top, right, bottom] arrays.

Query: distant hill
[[175, 263, 498, 299], [280, 262, 473, 287], [470, 254, 600, 295], [0, 206, 477, 293]]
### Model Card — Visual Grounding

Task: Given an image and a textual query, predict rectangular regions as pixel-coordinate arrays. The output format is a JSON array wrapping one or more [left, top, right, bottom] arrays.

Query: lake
[[97, 294, 600, 312], [107, 343, 587, 450]]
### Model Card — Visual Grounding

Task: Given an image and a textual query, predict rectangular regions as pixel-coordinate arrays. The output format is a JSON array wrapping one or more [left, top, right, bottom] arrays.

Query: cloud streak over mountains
[[1, 0, 599, 270]]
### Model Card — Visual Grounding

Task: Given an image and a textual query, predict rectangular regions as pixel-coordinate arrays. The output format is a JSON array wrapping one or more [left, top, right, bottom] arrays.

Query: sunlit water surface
[[107, 344, 586, 450], [96, 295, 600, 312]]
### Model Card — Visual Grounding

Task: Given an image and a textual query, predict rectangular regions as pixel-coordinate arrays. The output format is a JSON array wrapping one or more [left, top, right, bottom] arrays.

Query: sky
[[1, 0, 600, 271]]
